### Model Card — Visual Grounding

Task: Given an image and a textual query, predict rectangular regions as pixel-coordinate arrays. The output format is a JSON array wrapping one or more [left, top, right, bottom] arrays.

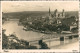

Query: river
[[2, 20, 44, 41]]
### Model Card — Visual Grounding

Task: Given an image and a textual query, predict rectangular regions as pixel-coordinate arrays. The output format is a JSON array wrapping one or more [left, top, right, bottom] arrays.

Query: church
[[48, 8, 65, 24]]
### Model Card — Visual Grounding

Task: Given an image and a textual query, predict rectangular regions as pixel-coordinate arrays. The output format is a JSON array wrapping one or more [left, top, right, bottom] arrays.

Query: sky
[[2, 1, 79, 13]]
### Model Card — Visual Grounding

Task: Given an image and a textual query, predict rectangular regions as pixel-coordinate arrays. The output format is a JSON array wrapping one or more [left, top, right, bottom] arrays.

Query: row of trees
[[2, 30, 9, 49]]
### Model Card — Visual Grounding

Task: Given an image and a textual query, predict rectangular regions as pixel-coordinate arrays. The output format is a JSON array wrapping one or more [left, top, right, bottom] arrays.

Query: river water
[[2, 20, 44, 41]]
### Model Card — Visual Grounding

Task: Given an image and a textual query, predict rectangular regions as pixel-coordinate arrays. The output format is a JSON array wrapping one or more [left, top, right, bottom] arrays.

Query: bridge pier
[[39, 40, 43, 45], [60, 36, 65, 45], [69, 36, 73, 43], [73, 35, 79, 41]]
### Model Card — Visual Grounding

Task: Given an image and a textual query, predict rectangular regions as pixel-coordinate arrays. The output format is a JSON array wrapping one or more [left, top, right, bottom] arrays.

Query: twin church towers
[[48, 8, 65, 24]]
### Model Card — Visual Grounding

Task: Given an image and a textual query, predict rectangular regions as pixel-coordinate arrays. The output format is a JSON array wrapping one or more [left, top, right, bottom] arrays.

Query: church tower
[[54, 9, 58, 18], [49, 7, 52, 20], [62, 9, 65, 18], [49, 7, 51, 16], [48, 7, 53, 24]]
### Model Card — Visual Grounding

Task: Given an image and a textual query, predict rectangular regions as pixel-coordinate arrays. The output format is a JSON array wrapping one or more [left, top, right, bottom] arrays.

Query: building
[[48, 8, 65, 24]]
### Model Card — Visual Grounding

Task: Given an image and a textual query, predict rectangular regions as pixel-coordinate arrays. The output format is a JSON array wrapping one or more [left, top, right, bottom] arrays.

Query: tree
[[2, 30, 9, 49], [39, 40, 49, 49], [61, 16, 76, 26], [71, 27, 78, 33]]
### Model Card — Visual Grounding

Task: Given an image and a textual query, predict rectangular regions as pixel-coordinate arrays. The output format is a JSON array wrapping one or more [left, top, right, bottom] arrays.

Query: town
[[19, 8, 78, 34], [2, 8, 79, 49]]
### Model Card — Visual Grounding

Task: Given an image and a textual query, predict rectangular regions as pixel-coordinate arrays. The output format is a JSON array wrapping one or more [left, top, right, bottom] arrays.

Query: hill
[[2, 11, 79, 19]]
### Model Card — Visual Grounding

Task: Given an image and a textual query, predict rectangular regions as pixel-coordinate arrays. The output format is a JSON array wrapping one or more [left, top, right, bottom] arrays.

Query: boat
[[23, 27, 28, 31], [61, 31, 72, 34]]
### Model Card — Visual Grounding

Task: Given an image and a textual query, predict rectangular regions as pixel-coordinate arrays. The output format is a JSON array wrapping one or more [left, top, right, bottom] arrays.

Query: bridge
[[28, 33, 79, 49]]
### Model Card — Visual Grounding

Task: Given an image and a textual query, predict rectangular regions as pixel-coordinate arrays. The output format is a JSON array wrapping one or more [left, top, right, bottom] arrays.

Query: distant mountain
[[65, 11, 79, 18], [3, 11, 78, 19]]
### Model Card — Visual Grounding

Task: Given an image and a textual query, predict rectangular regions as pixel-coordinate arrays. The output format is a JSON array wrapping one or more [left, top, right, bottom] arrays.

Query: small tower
[[54, 9, 58, 18], [62, 9, 65, 18], [49, 7, 52, 20], [49, 7, 51, 16], [48, 7, 53, 24]]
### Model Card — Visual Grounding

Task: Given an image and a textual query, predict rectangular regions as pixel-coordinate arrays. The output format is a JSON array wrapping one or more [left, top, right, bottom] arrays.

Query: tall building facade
[[49, 8, 65, 24]]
